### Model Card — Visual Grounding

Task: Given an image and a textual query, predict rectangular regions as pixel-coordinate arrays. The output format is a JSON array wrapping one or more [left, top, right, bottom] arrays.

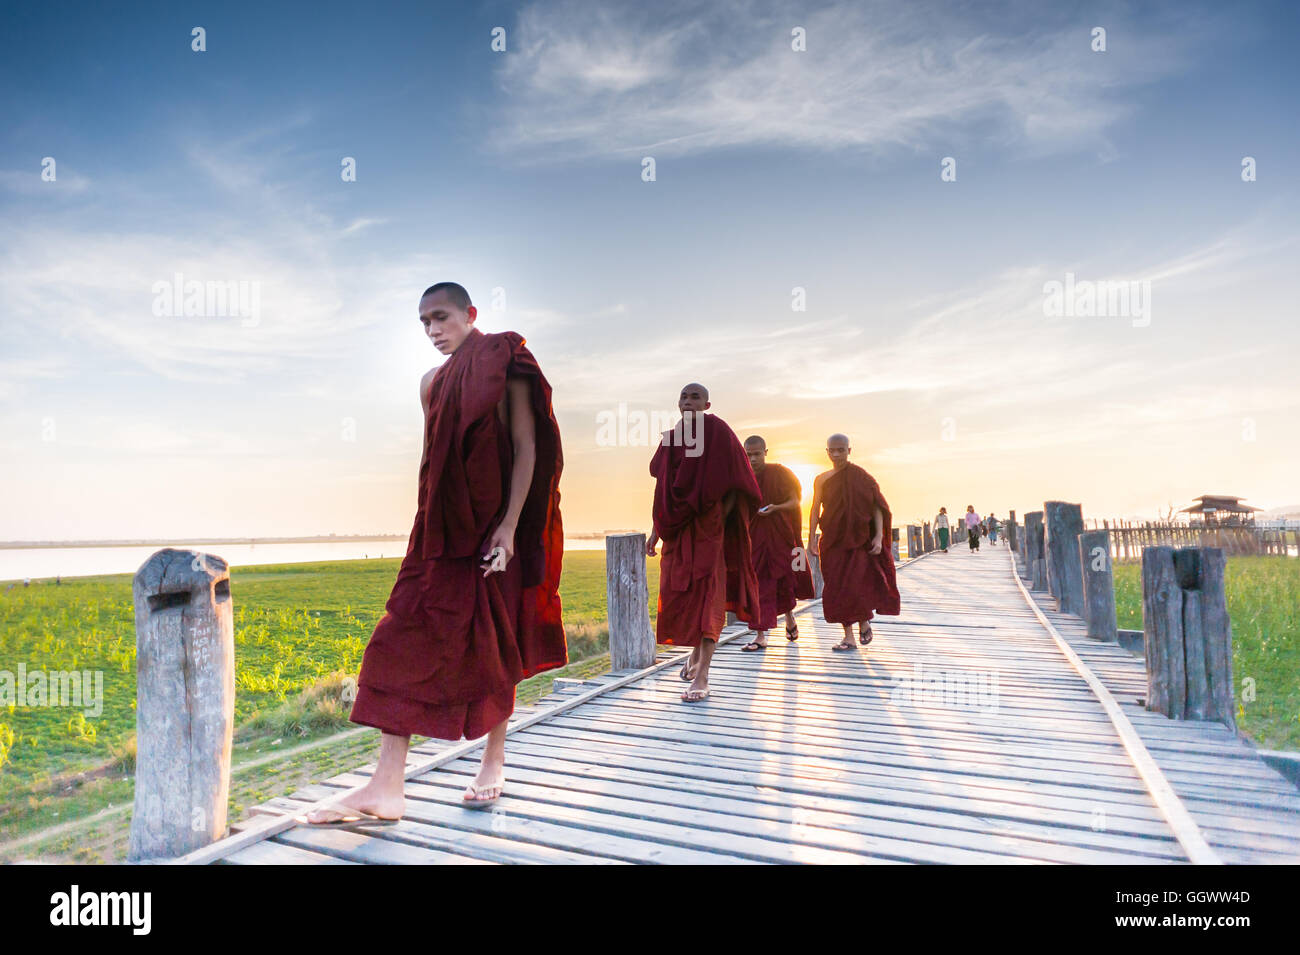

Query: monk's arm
[[871, 505, 884, 552], [499, 376, 536, 536]]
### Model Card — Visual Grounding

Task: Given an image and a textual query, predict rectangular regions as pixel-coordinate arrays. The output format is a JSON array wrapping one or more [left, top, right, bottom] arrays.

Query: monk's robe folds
[[751, 464, 815, 631], [650, 413, 762, 646], [350, 326, 565, 740], [818, 463, 901, 624]]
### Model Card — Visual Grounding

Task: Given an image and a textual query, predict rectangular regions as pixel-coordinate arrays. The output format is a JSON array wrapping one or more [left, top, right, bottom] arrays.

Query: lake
[[0, 537, 608, 582]]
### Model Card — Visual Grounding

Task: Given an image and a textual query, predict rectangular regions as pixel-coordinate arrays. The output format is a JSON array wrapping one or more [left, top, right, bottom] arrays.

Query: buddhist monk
[[646, 383, 762, 701], [740, 436, 815, 650], [300, 282, 565, 826], [807, 434, 900, 651]]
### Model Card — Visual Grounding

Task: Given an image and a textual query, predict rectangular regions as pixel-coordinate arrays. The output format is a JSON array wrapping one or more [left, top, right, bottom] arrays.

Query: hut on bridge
[[1181, 494, 1259, 528]]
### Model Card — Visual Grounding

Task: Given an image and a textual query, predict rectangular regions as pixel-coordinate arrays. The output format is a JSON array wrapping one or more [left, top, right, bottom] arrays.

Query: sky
[[2, 0, 1298, 542]]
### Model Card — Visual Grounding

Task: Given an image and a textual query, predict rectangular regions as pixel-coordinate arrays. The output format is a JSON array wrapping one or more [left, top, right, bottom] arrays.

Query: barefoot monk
[[740, 436, 814, 651], [646, 383, 761, 702], [807, 434, 900, 651], [302, 282, 565, 826]]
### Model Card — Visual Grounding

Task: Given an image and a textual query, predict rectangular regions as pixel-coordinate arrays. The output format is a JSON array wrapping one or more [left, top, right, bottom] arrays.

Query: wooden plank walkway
[[207, 547, 1300, 865]]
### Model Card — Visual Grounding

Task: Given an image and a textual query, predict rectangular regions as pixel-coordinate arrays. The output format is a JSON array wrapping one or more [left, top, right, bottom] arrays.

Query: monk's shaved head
[[825, 433, 851, 468], [682, 382, 709, 402], [421, 281, 472, 311], [678, 382, 711, 415], [743, 435, 767, 450]]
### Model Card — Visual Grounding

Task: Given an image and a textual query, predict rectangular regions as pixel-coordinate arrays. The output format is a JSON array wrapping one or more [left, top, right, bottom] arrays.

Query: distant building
[[1180, 494, 1260, 527]]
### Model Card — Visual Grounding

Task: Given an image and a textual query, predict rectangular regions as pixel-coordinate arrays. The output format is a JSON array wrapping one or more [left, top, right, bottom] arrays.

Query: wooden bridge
[[183, 548, 1300, 865]]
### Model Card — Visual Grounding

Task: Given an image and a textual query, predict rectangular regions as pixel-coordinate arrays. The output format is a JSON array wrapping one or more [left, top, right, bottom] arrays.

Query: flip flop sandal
[[462, 779, 505, 810], [741, 641, 767, 651], [679, 664, 693, 682], [859, 628, 873, 646], [831, 642, 856, 652], [681, 688, 711, 702], [296, 805, 400, 829], [785, 623, 799, 641]]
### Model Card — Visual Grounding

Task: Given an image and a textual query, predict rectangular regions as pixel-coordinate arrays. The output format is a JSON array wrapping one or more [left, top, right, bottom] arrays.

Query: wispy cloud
[[490, 0, 1195, 163]]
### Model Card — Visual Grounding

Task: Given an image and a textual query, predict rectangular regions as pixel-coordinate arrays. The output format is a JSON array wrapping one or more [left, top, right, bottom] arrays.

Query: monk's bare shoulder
[[420, 367, 437, 409], [812, 469, 833, 488]]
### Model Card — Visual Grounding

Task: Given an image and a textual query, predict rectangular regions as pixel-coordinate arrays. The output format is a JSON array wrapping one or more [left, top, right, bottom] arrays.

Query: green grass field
[[1112, 555, 1300, 750]]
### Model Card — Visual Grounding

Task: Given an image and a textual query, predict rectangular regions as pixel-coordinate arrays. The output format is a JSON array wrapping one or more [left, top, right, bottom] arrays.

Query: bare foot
[[303, 782, 403, 823], [682, 674, 710, 702], [464, 753, 505, 803], [679, 645, 701, 681]]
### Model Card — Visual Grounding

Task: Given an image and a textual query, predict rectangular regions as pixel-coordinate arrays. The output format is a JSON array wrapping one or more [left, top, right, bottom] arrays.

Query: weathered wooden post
[[1141, 546, 1234, 728], [130, 548, 235, 861], [891, 527, 900, 561], [1024, 510, 1046, 588], [1077, 530, 1118, 642], [1007, 509, 1018, 552], [923, 521, 933, 553], [1044, 501, 1085, 615], [606, 533, 656, 670]]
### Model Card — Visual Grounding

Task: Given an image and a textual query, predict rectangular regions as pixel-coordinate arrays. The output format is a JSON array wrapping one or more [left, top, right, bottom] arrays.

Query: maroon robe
[[751, 463, 815, 630], [818, 462, 900, 624], [650, 412, 762, 646], [350, 326, 566, 740]]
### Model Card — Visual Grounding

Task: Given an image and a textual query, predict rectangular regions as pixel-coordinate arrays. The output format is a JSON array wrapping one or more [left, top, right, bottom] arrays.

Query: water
[[0, 537, 608, 582]]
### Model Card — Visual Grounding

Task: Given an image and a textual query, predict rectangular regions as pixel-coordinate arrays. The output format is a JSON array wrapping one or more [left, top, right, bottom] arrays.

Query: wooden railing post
[[1078, 530, 1118, 642], [606, 533, 656, 670], [130, 548, 235, 861], [1007, 509, 1018, 552], [1141, 546, 1234, 728], [923, 521, 933, 553], [1024, 510, 1046, 589], [891, 527, 900, 561], [1044, 500, 1085, 615]]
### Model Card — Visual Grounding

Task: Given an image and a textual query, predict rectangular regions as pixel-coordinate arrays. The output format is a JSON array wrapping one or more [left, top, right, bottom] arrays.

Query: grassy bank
[[1112, 555, 1299, 750]]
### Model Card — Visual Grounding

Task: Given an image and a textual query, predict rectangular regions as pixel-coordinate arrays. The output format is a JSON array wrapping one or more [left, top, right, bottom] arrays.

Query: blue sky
[[2, 0, 1298, 541]]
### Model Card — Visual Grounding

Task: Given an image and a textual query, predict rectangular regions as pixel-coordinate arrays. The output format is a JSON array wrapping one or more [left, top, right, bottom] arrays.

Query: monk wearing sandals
[[300, 282, 566, 828], [807, 434, 900, 651], [646, 383, 762, 702], [740, 436, 814, 651]]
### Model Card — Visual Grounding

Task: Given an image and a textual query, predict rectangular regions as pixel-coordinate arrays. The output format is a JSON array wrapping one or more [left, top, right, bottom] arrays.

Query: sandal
[[681, 687, 711, 702], [462, 777, 505, 810], [296, 803, 400, 829], [785, 622, 799, 642], [741, 640, 767, 651], [859, 624, 873, 646], [831, 641, 856, 652]]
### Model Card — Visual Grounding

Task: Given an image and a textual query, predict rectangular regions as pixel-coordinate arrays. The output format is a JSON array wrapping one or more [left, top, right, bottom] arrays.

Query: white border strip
[[1007, 549, 1222, 865]]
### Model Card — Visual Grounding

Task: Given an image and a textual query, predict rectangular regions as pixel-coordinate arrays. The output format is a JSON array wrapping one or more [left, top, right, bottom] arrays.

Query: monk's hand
[[870, 537, 883, 555], [757, 505, 773, 516], [482, 525, 515, 576], [645, 536, 658, 557]]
